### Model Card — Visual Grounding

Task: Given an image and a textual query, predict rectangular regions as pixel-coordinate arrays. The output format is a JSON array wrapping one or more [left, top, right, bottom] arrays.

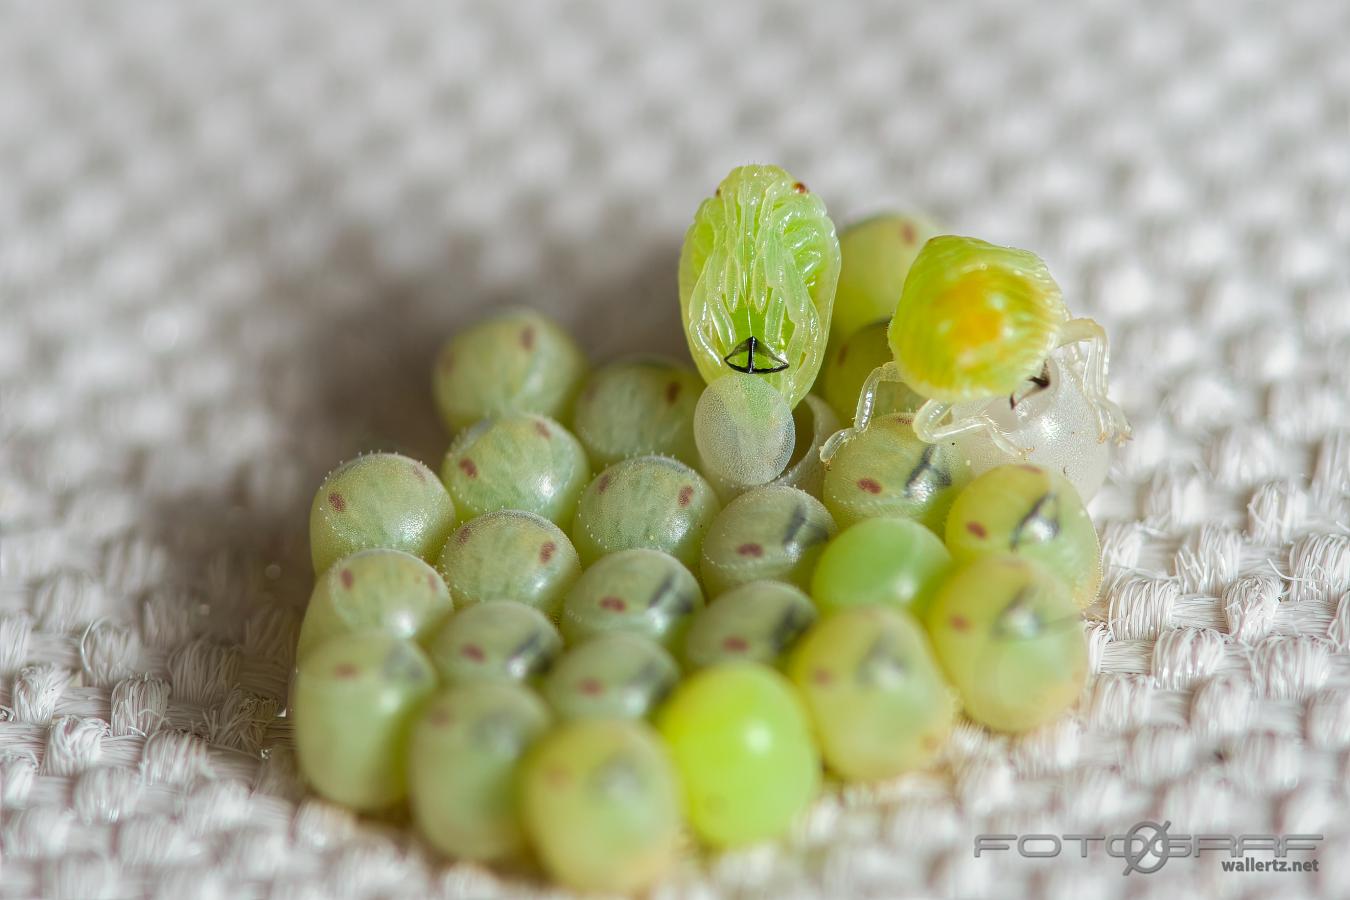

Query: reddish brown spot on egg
[[539, 541, 556, 563], [857, 478, 882, 495], [456, 525, 472, 544], [901, 222, 917, 244], [921, 733, 940, 752], [665, 381, 682, 405], [458, 458, 478, 478], [461, 643, 486, 662], [333, 662, 360, 679], [534, 420, 551, 439], [966, 521, 988, 539], [838, 344, 848, 364], [520, 326, 536, 350], [339, 568, 354, 589], [579, 677, 604, 696], [948, 615, 971, 632], [677, 485, 694, 507], [328, 492, 346, 511], [409, 463, 427, 482], [811, 668, 833, 685], [1017, 464, 1043, 473], [544, 765, 571, 788], [427, 573, 439, 591], [439, 352, 455, 373], [595, 473, 612, 494], [722, 635, 749, 653], [793, 181, 807, 193], [599, 596, 627, 612], [427, 708, 453, 727], [737, 543, 764, 558]]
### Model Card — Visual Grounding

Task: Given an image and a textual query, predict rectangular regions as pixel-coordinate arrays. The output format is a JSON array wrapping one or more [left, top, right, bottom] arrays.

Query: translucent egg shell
[[810, 517, 952, 619], [309, 452, 456, 574], [570, 357, 703, 467], [788, 606, 956, 781], [432, 309, 588, 433], [436, 510, 581, 618], [821, 413, 970, 532], [678, 165, 841, 410], [292, 633, 436, 811], [542, 632, 680, 722], [924, 555, 1088, 733], [296, 548, 453, 662], [830, 212, 940, 355], [700, 393, 840, 504], [560, 548, 704, 649], [570, 455, 720, 568], [408, 683, 551, 862], [944, 463, 1102, 608], [656, 662, 820, 847], [699, 485, 836, 596], [426, 601, 563, 687], [440, 413, 590, 527], [694, 374, 796, 490], [521, 719, 682, 894], [680, 580, 817, 670], [772, 394, 839, 499], [950, 350, 1112, 502]]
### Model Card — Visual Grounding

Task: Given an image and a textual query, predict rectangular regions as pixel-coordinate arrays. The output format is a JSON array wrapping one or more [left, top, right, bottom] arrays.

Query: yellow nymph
[[823, 236, 1129, 461]]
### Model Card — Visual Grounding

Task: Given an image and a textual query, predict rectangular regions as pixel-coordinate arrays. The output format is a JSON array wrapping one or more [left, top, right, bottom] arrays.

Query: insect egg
[[296, 548, 453, 662], [693, 373, 797, 491], [436, 509, 581, 618], [309, 452, 456, 574]]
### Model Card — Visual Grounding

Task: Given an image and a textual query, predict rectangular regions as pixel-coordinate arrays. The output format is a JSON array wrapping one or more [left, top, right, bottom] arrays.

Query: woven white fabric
[[2, 0, 1349, 897]]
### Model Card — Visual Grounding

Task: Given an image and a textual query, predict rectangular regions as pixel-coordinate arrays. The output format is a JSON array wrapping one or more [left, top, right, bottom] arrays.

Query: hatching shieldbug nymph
[[678, 165, 842, 410], [825, 235, 1130, 462]]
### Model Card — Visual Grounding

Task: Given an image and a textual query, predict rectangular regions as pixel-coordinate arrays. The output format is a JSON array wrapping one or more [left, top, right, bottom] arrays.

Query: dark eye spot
[[665, 382, 682, 405], [339, 569, 354, 589], [579, 678, 604, 696], [539, 542, 556, 563], [966, 521, 988, 539], [905, 444, 953, 499], [1011, 493, 1061, 548], [722, 635, 748, 653], [811, 668, 833, 685], [458, 458, 478, 478], [677, 485, 694, 507], [333, 663, 359, 679], [461, 644, 485, 662], [857, 478, 883, 495], [901, 222, 916, 244], [736, 543, 763, 558], [520, 327, 536, 350], [595, 473, 612, 494], [948, 615, 971, 632], [599, 596, 627, 612], [328, 492, 346, 511], [534, 420, 552, 439]]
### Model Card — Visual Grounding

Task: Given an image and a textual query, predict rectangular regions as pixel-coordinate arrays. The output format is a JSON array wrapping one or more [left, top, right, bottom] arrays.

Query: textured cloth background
[[2, 1, 1349, 897]]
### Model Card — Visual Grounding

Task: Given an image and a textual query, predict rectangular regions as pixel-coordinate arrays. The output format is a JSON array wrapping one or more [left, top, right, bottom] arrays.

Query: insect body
[[678, 165, 841, 409], [829, 236, 1129, 462]]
